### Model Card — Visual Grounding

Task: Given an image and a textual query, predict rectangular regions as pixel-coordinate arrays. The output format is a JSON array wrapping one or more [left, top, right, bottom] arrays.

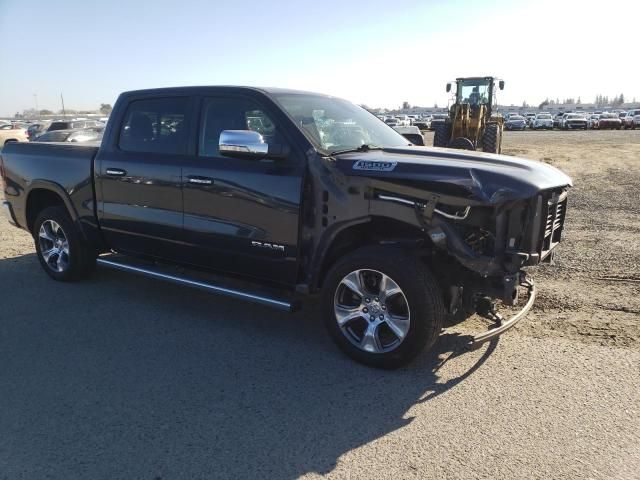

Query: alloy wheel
[[38, 220, 70, 273], [333, 269, 410, 354]]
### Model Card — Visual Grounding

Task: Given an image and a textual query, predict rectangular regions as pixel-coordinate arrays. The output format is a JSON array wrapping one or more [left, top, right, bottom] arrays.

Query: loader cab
[[447, 77, 502, 117]]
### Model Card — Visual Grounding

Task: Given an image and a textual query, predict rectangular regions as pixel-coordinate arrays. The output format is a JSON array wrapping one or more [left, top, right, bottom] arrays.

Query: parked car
[[47, 119, 102, 132], [0, 125, 29, 145], [395, 115, 411, 127], [27, 122, 51, 140], [531, 113, 553, 130], [524, 113, 537, 126], [562, 113, 588, 130], [588, 114, 601, 129], [505, 115, 527, 131], [384, 116, 399, 127], [598, 113, 622, 130], [623, 109, 640, 129], [393, 125, 424, 145], [0, 121, 29, 130], [0, 85, 572, 369], [553, 112, 570, 129], [33, 128, 104, 143], [429, 114, 448, 130], [413, 115, 432, 130]]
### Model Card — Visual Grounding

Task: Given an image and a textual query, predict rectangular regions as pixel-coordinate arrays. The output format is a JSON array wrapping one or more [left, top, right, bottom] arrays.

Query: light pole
[[34, 94, 39, 118]]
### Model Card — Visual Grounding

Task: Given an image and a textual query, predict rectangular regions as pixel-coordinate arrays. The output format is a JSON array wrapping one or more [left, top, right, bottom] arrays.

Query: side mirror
[[219, 130, 289, 160], [219, 130, 269, 159], [499, 80, 505, 90], [446, 83, 451, 93]]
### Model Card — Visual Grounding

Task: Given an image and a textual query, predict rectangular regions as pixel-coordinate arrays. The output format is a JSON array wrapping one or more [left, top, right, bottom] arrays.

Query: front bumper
[[469, 277, 536, 349], [2, 200, 18, 226]]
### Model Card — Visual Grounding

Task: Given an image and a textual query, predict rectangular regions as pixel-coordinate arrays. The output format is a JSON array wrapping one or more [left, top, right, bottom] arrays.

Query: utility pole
[[33, 94, 39, 117], [61, 93, 66, 118]]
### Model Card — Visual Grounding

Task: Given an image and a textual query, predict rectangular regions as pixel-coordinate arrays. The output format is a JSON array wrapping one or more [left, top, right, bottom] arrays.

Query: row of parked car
[[0, 118, 106, 147], [377, 113, 449, 131], [504, 109, 640, 131]]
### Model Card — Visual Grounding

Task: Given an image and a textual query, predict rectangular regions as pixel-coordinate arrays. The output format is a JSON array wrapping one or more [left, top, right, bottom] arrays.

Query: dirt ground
[[497, 130, 639, 348]]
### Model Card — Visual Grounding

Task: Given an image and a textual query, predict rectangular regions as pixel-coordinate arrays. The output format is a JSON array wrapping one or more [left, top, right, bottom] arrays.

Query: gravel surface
[[1, 130, 639, 479]]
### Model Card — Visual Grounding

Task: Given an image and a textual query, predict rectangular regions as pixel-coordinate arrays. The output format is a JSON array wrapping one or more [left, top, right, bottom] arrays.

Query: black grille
[[541, 191, 568, 258]]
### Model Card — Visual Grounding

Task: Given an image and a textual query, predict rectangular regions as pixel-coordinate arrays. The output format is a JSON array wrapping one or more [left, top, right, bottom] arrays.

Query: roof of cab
[[120, 86, 332, 98]]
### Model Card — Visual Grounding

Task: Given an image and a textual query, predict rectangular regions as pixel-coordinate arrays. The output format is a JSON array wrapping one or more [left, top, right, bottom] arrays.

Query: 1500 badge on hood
[[352, 160, 398, 172]]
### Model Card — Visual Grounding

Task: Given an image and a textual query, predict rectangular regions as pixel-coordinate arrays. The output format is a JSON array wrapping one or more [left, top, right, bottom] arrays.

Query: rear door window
[[119, 97, 190, 154]]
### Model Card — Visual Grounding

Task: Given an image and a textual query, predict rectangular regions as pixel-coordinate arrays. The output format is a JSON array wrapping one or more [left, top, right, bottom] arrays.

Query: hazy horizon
[[1, 0, 638, 116]]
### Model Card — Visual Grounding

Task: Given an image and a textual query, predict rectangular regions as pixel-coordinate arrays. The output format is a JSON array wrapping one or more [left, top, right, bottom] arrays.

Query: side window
[[119, 97, 189, 154], [199, 97, 279, 157]]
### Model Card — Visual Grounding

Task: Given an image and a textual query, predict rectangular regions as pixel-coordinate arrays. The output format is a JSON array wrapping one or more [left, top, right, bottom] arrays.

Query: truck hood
[[332, 146, 573, 204]]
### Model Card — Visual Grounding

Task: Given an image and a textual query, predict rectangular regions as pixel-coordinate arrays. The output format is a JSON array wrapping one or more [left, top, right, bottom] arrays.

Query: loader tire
[[433, 123, 451, 148], [482, 123, 502, 154]]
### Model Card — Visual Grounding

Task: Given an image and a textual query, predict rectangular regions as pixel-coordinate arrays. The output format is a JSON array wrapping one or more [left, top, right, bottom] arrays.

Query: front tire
[[322, 246, 445, 369], [482, 123, 502, 154], [433, 122, 451, 148], [33, 206, 96, 281]]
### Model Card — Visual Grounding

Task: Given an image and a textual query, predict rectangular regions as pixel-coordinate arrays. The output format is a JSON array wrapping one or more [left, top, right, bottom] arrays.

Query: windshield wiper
[[329, 144, 383, 156]]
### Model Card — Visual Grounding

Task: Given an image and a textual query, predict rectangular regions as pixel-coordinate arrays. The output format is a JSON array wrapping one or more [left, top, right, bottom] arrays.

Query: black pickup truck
[[0, 86, 572, 368]]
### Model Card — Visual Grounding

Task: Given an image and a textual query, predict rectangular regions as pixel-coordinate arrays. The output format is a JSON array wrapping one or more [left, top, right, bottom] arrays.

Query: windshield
[[567, 114, 582, 119], [457, 79, 490, 105], [510, 116, 524, 121], [273, 93, 409, 154], [537, 114, 552, 119]]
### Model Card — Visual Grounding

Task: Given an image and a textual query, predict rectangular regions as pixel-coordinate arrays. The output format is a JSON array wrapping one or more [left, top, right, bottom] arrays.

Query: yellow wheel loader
[[433, 76, 505, 154]]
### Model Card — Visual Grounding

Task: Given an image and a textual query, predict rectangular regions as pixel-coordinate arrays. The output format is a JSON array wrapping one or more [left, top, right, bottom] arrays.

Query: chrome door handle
[[105, 168, 127, 177], [188, 176, 213, 185]]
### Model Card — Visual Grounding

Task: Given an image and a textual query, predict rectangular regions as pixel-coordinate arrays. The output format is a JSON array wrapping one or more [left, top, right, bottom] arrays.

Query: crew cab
[[0, 86, 572, 368]]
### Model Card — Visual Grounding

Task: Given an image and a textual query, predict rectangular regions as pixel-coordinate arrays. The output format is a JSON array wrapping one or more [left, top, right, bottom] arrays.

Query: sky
[[0, 0, 638, 115]]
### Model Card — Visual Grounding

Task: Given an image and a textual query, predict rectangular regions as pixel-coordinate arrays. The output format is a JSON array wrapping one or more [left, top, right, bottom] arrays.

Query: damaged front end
[[368, 179, 569, 347]]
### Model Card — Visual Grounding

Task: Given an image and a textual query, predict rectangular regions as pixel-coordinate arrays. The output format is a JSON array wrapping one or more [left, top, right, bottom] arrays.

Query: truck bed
[[1, 141, 100, 240]]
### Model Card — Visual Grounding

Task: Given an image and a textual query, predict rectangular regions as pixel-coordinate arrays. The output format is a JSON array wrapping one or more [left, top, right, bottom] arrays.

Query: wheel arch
[[309, 215, 430, 292], [25, 181, 80, 234]]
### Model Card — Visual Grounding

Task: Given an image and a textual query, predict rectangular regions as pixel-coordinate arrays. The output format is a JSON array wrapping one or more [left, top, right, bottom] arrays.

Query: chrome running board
[[96, 257, 295, 312]]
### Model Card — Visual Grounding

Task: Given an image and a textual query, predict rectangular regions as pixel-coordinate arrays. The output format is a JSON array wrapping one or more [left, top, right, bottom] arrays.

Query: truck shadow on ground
[[0, 253, 497, 479]]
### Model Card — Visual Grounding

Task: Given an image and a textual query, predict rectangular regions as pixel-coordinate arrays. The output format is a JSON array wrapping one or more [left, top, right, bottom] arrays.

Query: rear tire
[[33, 206, 96, 281], [322, 246, 445, 369], [482, 123, 502, 154], [433, 122, 451, 148]]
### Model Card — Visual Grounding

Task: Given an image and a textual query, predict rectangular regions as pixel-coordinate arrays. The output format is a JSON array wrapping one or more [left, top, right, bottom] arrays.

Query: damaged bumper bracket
[[468, 278, 536, 350]]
